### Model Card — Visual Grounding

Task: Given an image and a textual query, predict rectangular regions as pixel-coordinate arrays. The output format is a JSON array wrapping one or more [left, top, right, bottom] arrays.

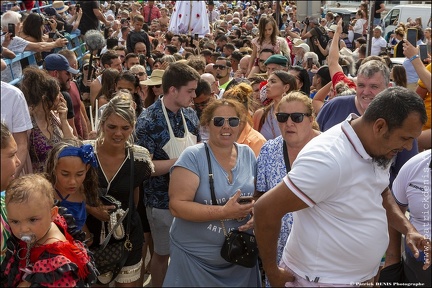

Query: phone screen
[[8, 23, 15, 37], [307, 57, 313, 69], [406, 29, 417, 47], [419, 44, 428, 62]]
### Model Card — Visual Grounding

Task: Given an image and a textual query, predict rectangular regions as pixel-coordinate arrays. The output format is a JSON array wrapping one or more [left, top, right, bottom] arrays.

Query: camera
[[302, 17, 310, 26], [40, 14, 49, 25]]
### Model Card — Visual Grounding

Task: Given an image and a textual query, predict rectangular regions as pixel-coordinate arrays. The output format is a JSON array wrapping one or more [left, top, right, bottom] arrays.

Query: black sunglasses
[[213, 64, 227, 70], [275, 113, 311, 123], [152, 84, 161, 88], [212, 117, 240, 127]]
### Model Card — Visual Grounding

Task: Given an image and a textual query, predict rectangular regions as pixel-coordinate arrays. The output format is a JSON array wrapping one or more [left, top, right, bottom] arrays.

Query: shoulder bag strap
[[204, 143, 217, 206], [108, 147, 135, 283], [205, 142, 229, 237], [282, 140, 291, 172]]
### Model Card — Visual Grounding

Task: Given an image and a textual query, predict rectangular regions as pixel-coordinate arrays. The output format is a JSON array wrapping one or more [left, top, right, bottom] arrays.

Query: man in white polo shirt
[[254, 87, 430, 287]]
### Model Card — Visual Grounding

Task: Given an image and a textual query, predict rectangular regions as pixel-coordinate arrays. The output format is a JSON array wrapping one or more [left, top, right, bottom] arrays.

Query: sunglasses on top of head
[[275, 112, 311, 123], [133, 72, 146, 77]]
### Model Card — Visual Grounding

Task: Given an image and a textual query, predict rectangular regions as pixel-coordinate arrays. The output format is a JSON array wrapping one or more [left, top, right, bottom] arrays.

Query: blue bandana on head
[[58, 144, 98, 168]]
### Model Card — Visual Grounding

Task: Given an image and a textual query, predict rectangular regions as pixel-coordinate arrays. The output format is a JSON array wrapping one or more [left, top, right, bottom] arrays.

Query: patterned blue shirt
[[135, 97, 200, 209], [256, 135, 293, 278]]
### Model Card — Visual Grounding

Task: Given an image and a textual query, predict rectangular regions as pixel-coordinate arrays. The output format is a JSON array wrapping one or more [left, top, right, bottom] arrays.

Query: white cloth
[[1, 81, 33, 133], [281, 114, 390, 284], [392, 149, 431, 237], [168, 0, 210, 36], [371, 36, 387, 56], [161, 97, 197, 158], [1, 36, 29, 83]]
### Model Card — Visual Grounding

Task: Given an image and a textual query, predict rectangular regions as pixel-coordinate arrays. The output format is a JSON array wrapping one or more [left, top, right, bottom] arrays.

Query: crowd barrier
[[3, 1, 87, 86]]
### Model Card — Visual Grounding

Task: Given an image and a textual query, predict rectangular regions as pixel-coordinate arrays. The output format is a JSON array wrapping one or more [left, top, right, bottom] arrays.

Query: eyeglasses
[[134, 72, 146, 76], [212, 117, 240, 127], [152, 84, 161, 88], [258, 59, 266, 63], [83, 65, 90, 71], [213, 65, 227, 70], [275, 112, 311, 123]]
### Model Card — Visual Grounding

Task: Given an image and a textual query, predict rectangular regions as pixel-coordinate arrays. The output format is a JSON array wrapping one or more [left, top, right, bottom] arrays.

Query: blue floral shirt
[[256, 135, 294, 279], [135, 98, 200, 209]]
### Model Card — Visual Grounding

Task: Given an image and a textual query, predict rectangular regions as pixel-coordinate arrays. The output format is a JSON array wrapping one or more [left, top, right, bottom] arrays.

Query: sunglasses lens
[[213, 117, 225, 127], [276, 113, 289, 123], [83, 66, 89, 71], [291, 113, 304, 123], [153, 84, 161, 88], [228, 117, 240, 127]]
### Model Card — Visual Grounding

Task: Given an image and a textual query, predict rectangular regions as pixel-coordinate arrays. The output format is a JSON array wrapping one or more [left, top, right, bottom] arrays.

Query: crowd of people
[[1, 0, 431, 287]]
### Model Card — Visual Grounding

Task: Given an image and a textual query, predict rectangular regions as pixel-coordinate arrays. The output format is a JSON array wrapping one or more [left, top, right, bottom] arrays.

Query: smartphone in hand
[[76, 4, 80, 13], [8, 23, 15, 38], [238, 196, 253, 204], [419, 44, 428, 63], [406, 28, 418, 47]]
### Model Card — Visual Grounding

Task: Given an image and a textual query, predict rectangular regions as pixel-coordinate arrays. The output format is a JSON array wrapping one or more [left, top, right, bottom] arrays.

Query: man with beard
[[214, 57, 233, 98], [254, 86, 430, 287], [44, 53, 78, 137], [316, 20, 419, 185], [193, 78, 215, 141]]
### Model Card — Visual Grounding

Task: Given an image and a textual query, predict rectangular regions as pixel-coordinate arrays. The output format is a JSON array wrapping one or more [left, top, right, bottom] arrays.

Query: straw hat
[[52, 1, 69, 14], [140, 69, 164, 86]]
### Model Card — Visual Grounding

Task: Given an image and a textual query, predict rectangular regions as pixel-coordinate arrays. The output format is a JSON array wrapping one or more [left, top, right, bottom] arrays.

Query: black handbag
[[204, 143, 259, 268], [91, 147, 135, 284]]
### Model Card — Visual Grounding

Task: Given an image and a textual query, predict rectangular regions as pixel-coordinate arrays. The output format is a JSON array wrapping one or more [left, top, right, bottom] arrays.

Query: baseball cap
[[44, 54, 79, 74], [328, 25, 337, 32], [264, 54, 288, 66], [44, 7, 61, 18], [315, 66, 331, 84], [294, 42, 310, 53]]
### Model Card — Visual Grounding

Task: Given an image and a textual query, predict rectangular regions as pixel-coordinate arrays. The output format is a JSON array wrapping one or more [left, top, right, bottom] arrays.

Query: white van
[[383, 4, 431, 36]]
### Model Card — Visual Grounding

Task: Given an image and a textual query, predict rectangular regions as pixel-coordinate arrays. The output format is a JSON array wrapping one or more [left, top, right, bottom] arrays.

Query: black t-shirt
[[77, 0, 100, 35], [61, 91, 75, 119], [374, 1, 384, 19]]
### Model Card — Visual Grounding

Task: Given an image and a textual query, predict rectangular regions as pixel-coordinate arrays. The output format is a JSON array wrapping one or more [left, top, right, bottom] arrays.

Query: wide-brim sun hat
[[140, 69, 164, 86], [52, 1, 69, 14]]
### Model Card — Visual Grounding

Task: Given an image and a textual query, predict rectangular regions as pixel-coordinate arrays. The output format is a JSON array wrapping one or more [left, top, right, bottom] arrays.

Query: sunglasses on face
[[275, 112, 311, 123], [152, 84, 161, 88], [213, 65, 227, 70], [134, 72, 146, 76], [212, 117, 240, 127]]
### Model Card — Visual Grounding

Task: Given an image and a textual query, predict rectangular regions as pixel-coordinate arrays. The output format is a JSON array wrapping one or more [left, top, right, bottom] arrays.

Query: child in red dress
[[1, 174, 98, 287]]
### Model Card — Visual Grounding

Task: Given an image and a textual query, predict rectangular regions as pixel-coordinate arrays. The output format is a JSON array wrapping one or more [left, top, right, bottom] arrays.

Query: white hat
[[294, 42, 310, 52]]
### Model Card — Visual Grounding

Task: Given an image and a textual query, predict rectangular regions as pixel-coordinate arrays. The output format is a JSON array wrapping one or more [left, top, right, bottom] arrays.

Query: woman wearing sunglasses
[[253, 70, 298, 140], [164, 99, 261, 286], [255, 92, 320, 286], [140, 69, 164, 108]]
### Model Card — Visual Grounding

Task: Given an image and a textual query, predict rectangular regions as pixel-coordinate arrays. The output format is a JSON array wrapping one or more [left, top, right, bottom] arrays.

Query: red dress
[[1, 207, 98, 287]]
